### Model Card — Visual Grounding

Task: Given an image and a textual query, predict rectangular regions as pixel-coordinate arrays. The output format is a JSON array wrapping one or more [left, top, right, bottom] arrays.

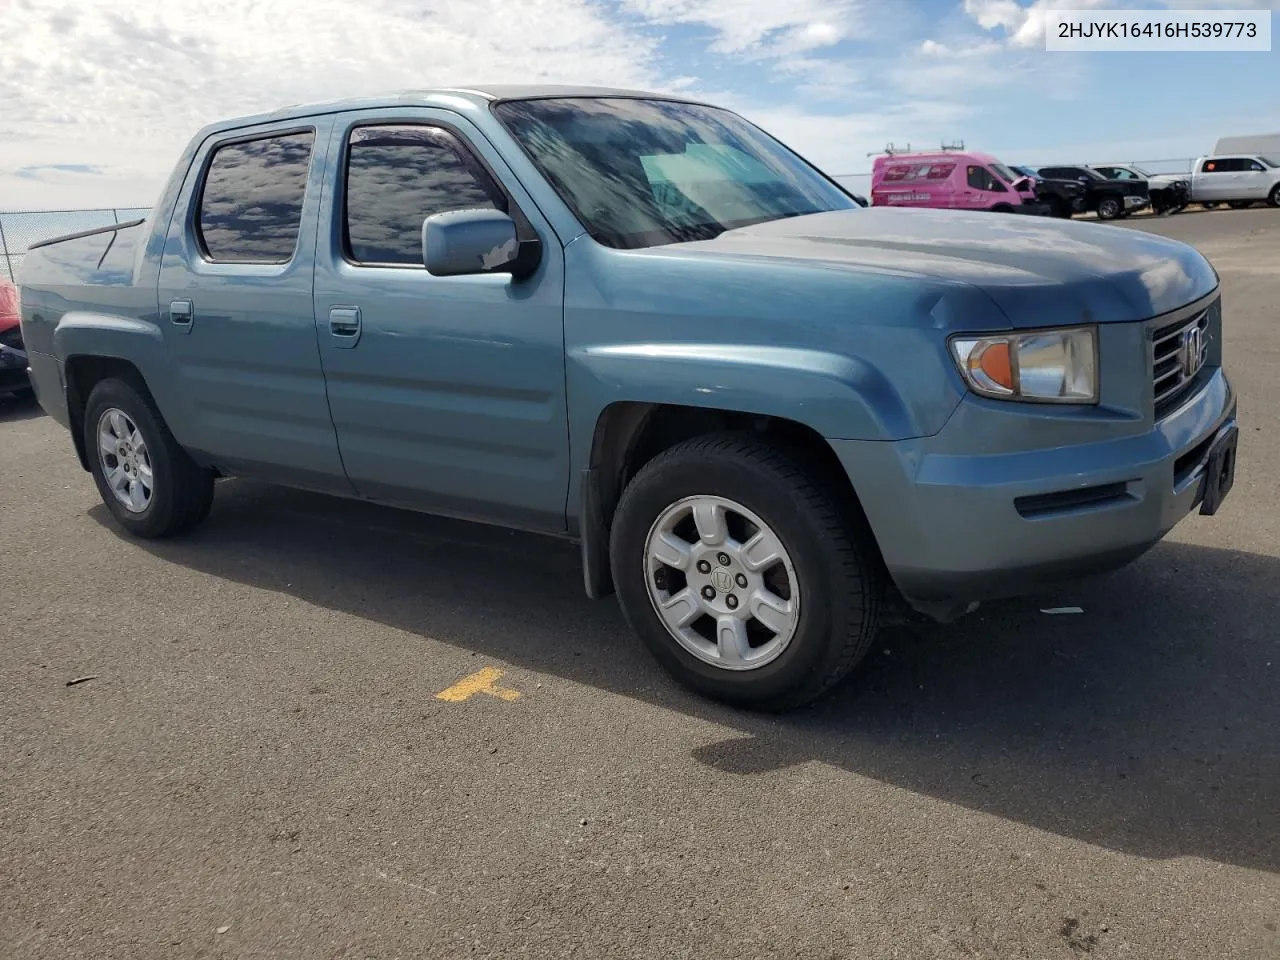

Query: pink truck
[[870, 151, 1048, 215]]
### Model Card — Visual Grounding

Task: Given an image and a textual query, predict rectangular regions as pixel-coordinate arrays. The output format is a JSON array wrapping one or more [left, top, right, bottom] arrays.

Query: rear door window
[[344, 124, 504, 266], [197, 131, 315, 263]]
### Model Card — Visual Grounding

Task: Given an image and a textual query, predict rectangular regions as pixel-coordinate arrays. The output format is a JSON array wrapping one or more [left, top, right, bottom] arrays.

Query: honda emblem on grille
[[1179, 326, 1205, 379]]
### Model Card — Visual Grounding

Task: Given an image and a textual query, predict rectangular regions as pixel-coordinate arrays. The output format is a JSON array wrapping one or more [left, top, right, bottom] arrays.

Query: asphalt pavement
[[2, 208, 1278, 959]]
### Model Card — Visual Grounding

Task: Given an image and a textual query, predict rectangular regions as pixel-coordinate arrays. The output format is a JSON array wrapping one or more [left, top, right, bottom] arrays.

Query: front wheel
[[1269, 184, 1280, 208], [84, 377, 214, 538], [610, 434, 884, 711], [1096, 196, 1122, 220]]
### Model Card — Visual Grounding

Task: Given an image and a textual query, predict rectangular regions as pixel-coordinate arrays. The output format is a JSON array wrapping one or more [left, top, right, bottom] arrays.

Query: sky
[[0, 0, 1277, 209]]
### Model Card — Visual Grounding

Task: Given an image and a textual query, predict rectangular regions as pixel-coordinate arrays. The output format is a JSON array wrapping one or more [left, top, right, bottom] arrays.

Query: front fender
[[570, 341, 923, 441]]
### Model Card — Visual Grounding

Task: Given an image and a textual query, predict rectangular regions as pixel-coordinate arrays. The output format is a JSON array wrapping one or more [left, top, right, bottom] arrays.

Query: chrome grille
[[1151, 308, 1209, 417]]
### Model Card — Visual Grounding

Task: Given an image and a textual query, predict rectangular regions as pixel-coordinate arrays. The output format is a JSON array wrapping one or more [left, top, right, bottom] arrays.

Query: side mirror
[[423, 209, 533, 278]]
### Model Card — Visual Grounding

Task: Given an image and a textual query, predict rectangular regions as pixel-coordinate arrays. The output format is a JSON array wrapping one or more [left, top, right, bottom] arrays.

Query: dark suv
[[1010, 165, 1086, 218], [1038, 165, 1149, 220]]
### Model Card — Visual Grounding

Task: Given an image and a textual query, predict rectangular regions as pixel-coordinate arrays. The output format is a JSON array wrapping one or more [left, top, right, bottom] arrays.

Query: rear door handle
[[329, 306, 362, 347], [169, 299, 194, 334]]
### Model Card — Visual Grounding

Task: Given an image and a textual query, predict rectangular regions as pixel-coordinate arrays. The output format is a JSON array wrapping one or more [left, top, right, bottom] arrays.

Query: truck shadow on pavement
[[0, 393, 43, 422], [101, 479, 1279, 876]]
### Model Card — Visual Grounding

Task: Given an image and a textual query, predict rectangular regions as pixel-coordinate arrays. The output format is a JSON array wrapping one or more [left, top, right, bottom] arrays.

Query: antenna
[[868, 141, 911, 157]]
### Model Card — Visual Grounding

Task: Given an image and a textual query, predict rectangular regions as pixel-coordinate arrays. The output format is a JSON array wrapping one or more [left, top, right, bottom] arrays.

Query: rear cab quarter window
[[195, 131, 316, 264]]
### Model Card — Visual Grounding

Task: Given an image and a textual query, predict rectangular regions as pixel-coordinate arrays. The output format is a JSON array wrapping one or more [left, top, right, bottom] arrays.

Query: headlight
[[950, 326, 1098, 404]]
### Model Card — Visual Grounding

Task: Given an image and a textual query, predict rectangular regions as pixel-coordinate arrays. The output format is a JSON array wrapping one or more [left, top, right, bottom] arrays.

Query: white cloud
[[0, 0, 670, 206], [0, 0, 881, 207], [621, 0, 862, 55]]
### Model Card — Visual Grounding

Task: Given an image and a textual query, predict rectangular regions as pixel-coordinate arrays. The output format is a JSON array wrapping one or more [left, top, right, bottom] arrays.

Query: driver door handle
[[169, 299, 194, 334], [329, 306, 361, 347]]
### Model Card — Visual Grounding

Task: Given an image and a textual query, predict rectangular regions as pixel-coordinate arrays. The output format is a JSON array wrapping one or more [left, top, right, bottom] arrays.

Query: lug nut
[[696, 559, 711, 574], [701, 585, 716, 601], [717, 552, 731, 566], [735, 573, 748, 588], [726, 594, 738, 610]]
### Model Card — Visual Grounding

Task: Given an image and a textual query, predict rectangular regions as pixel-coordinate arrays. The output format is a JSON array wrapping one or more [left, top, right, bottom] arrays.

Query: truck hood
[[664, 207, 1217, 327]]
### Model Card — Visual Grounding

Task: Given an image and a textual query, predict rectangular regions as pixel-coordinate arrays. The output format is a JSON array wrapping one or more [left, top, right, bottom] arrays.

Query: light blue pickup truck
[[17, 85, 1238, 710]]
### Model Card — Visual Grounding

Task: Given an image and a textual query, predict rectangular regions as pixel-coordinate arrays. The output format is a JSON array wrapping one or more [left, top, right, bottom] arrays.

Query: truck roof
[[201, 85, 708, 137]]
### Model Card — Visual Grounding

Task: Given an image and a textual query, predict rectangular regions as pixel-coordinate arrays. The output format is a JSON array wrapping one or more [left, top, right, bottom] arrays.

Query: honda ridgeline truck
[[17, 86, 1239, 710]]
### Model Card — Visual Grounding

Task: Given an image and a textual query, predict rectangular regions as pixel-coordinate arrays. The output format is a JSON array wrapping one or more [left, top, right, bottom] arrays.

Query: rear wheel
[[1096, 196, 1122, 220], [1269, 184, 1280, 208], [610, 433, 884, 711], [84, 377, 214, 538]]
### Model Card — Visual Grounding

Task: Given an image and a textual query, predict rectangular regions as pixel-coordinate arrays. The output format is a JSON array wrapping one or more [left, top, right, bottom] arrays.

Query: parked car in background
[[17, 86, 1238, 710], [0, 278, 30, 398], [1183, 155, 1280, 208], [1037, 165, 1150, 220], [1009, 165, 1086, 218], [1091, 163, 1190, 216], [871, 151, 1048, 214]]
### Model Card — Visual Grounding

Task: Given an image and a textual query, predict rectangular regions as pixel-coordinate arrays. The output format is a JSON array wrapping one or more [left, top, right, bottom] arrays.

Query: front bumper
[[1123, 194, 1150, 211], [831, 367, 1236, 619]]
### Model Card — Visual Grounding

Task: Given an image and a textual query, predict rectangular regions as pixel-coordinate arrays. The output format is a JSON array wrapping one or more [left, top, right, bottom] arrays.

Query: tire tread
[[85, 377, 214, 538], [615, 431, 883, 711]]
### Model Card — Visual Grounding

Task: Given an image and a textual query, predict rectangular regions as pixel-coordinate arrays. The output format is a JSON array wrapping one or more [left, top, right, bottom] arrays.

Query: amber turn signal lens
[[974, 341, 1014, 391]]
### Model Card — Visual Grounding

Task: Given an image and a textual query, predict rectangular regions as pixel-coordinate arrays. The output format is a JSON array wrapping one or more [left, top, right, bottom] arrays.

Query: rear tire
[[1269, 185, 1280, 208], [609, 433, 884, 711], [84, 377, 214, 538], [1096, 196, 1122, 220]]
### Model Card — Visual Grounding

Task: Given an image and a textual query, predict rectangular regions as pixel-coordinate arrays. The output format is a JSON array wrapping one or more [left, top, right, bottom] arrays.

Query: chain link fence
[[0, 208, 151, 284]]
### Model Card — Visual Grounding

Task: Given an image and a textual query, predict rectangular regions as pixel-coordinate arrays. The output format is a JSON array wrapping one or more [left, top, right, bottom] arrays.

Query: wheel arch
[[577, 401, 881, 600], [63, 355, 151, 472], [53, 313, 179, 472]]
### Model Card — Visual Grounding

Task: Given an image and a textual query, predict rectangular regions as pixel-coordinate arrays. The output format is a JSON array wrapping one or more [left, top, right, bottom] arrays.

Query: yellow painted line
[[435, 667, 521, 703]]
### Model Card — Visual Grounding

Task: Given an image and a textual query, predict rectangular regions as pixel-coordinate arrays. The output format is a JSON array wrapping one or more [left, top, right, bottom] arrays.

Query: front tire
[[1096, 196, 1122, 220], [610, 433, 884, 711], [1269, 184, 1280, 208], [84, 377, 214, 538]]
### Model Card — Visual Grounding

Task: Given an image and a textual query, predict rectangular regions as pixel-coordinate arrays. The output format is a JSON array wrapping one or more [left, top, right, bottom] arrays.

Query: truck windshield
[[492, 97, 857, 250]]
